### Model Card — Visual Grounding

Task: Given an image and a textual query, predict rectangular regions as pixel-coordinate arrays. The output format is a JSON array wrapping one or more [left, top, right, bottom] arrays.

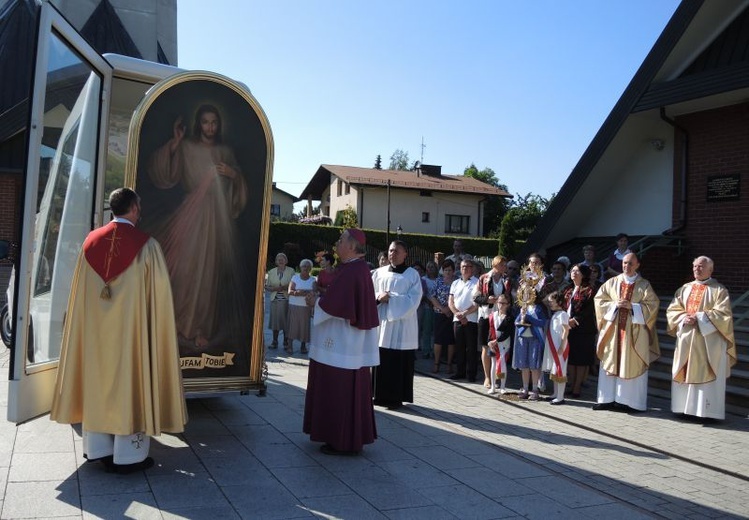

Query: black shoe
[[112, 457, 155, 474], [92, 455, 115, 472], [386, 403, 403, 411], [611, 402, 633, 413], [592, 402, 615, 411], [448, 373, 466, 380], [85, 454, 113, 464], [320, 444, 359, 456]]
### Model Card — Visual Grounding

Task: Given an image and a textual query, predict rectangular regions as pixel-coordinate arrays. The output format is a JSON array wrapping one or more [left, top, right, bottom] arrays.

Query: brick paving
[[0, 332, 747, 518]]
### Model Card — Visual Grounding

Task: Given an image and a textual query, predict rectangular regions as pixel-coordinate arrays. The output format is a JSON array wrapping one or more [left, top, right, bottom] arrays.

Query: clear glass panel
[[105, 77, 150, 206], [26, 31, 101, 365]]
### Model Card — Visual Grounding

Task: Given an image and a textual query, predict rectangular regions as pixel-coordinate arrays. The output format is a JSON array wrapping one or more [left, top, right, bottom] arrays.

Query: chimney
[[418, 164, 442, 177]]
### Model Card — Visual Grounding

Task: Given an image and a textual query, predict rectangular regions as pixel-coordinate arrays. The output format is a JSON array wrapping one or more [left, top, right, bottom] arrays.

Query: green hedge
[[267, 222, 501, 269]]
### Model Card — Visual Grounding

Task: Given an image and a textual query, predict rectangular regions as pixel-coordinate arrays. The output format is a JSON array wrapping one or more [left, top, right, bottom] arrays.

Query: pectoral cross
[[103, 227, 121, 280]]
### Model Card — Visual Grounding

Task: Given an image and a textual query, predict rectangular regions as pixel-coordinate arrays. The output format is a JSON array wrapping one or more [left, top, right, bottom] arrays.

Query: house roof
[[522, 0, 749, 257], [299, 164, 511, 200], [272, 183, 299, 202]]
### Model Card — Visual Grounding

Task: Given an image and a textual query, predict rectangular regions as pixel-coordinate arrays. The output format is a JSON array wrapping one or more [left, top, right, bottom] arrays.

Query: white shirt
[[450, 276, 479, 323], [289, 274, 316, 307]]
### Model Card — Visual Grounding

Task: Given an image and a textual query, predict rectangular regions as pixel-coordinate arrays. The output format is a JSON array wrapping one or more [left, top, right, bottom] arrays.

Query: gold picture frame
[[125, 71, 274, 394]]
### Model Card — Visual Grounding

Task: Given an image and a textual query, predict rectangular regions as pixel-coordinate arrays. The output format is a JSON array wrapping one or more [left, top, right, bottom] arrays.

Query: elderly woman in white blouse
[[286, 259, 317, 355]]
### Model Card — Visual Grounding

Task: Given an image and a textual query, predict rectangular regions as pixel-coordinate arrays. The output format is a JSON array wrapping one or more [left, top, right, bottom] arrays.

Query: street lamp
[[396, 225, 403, 238]]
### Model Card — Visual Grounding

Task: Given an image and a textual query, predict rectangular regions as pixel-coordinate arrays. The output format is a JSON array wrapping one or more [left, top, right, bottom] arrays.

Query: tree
[[374, 154, 382, 170], [334, 205, 358, 228], [295, 203, 321, 220], [463, 163, 511, 237], [464, 163, 499, 186], [388, 149, 410, 170], [498, 192, 555, 256], [498, 208, 520, 257]]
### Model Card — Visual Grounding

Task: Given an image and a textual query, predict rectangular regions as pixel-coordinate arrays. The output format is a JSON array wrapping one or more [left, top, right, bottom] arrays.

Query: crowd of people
[[269, 231, 736, 457], [47, 186, 736, 473]]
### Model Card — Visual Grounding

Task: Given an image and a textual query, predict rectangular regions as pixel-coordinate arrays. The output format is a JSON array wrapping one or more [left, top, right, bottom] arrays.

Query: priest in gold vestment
[[593, 253, 660, 412], [51, 188, 187, 473], [666, 256, 736, 420]]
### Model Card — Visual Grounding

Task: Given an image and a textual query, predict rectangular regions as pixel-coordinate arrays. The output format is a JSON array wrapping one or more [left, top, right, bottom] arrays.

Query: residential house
[[299, 164, 511, 236], [270, 183, 298, 221]]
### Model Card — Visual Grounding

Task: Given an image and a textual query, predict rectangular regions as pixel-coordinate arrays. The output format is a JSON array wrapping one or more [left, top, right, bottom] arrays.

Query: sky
[[177, 0, 681, 210]]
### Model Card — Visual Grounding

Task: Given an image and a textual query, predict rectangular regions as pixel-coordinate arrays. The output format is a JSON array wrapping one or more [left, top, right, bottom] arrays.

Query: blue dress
[[512, 304, 548, 369]]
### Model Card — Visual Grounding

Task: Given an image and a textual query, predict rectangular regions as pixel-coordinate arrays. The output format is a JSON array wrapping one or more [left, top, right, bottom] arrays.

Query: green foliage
[[498, 192, 555, 258], [295, 203, 321, 220], [498, 208, 520, 257], [374, 154, 382, 170], [464, 163, 499, 187], [388, 149, 410, 170], [463, 163, 512, 237], [333, 205, 358, 228], [267, 222, 500, 269]]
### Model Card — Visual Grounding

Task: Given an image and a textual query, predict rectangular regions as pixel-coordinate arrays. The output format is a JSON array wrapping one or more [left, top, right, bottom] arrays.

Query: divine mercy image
[[134, 78, 269, 378]]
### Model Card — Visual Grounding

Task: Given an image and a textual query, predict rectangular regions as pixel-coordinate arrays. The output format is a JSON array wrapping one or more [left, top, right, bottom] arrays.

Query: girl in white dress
[[542, 291, 570, 404]]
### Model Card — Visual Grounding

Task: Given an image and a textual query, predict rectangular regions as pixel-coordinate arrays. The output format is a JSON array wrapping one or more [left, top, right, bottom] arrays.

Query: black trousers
[[453, 321, 478, 380], [372, 348, 414, 406]]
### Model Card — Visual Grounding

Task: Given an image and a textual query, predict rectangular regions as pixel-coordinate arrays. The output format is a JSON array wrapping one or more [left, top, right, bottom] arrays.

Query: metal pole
[[386, 179, 391, 247]]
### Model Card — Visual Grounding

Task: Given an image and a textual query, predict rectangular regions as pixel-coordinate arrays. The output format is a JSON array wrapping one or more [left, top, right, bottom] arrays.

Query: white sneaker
[[487, 388, 497, 395], [499, 388, 508, 395]]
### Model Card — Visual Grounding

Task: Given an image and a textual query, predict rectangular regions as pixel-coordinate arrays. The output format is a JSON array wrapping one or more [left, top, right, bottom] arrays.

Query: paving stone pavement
[[0, 333, 747, 519]]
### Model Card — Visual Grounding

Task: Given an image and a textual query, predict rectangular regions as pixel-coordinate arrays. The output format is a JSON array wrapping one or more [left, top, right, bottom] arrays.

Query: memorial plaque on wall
[[706, 174, 740, 201]]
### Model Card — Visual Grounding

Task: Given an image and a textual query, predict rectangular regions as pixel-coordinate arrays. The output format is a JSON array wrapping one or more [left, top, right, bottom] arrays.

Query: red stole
[[686, 283, 706, 314], [84, 221, 149, 284], [546, 322, 568, 382], [616, 281, 635, 373]]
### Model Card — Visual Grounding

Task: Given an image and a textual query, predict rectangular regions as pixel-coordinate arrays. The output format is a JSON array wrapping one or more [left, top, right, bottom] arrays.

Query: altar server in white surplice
[[371, 240, 422, 410], [666, 256, 736, 421]]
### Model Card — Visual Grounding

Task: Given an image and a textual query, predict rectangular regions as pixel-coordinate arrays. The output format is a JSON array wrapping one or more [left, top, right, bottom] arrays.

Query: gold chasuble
[[666, 279, 736, 384], [594, 275, 660, 379], [51, 222, 187, 436]]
